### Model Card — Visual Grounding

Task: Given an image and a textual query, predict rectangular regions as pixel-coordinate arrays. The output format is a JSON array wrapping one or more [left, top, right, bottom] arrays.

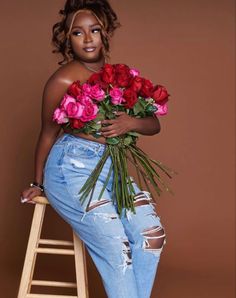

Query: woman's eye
[[72, 31, 82, 36], [92, 28, 101, 33]]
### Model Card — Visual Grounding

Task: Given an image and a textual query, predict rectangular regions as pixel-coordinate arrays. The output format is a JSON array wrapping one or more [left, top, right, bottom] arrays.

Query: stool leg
[[73, 232, 89, 298], [17, 203, 46, 298]]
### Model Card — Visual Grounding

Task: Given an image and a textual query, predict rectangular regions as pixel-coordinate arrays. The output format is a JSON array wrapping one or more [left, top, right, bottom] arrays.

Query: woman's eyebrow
[[72, 23, 101, 29]]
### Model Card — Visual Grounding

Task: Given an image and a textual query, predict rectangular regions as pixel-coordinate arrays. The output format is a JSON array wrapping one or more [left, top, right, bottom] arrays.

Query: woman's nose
[[84, 32, 93, 43]]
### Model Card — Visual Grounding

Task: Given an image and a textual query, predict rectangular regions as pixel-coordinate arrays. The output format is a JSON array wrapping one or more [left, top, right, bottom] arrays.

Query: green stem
[[119, 146, 131, 209], [116, 146, 126, 209], [132, 144, 178, 177], [125, 150, 151, 187], [79, 148, 110, 203], [128, 149, 143, 190], [128, 149, 155, 198], [109, 146, 122, 215], [129, 147, 162, 195], [122, 148, 136, 211], [130, 146, 174, 194], [97, 160, 114, 201], [129, 147, 161, 182], [85, 181, 97, 211], [129, 146, 161, 178]]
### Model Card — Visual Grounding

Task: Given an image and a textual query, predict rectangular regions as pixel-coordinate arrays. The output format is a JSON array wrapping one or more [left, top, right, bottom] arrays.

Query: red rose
[[68, 81, 82, 98], [101, 64, 116, 85], [87, 72, 108, 90], [114, 64, 129, 73], [152, 85, 169, 105], [123, 88, 138, 108], [70, 118, 85, 129], [140, 78, 154, 98], [87, 73, 101, 85], [130, 76, 143, 93], [114, 64, 132, 87]]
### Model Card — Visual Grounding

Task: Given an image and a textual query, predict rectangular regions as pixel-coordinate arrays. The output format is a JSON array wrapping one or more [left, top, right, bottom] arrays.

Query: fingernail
[[97, 121, 101, 124], [21, 197, 28, 203]]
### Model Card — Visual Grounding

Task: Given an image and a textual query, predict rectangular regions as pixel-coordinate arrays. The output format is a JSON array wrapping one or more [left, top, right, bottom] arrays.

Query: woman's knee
[[131, 191, 167, 252]]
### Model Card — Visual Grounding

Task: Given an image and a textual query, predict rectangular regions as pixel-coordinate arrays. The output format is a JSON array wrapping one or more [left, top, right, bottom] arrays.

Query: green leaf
[[95, 113, 105, 121], [146, 105, 157, 114], [107, 112, 116, 119], [90, 123, 101, 130], [127, 131, 140, 137], [99, 106, 106, 115], [82, 126, 91, 134], [92, 132, 102, 139], [133, 102, 143, 115], [123, 135, 133, 145], [72, 127, 85, 134], [106, 137, 120, 145], [139, 98, 147, 107]]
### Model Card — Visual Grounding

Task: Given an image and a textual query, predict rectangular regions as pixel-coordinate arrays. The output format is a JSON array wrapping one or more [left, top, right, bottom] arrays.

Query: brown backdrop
[[0, 0, 235, 297]]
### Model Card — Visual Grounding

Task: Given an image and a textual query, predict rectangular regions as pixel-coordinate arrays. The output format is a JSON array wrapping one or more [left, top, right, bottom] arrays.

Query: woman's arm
[[128, 115, 161, 135], [100, 111, 161, 138], [21, 75, 72, 201]]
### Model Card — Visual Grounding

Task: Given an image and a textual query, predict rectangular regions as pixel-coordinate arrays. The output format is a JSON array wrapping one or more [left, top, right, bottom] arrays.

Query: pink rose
[[82, 83, 92, 96], [91, 84, 105, 101], [109, 87, 124, 105], [78, 94, 91, 105], [130, 68, 140, 77], [80, 101, 99, 122], [66, 102, 84, 118], [53, 108, 69, 124], [154, 103, 168, 116], [60, 94, 76, 110]]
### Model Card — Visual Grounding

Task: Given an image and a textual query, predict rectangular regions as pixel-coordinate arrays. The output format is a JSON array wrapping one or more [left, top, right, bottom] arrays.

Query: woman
[[21, 1, 166, 297]]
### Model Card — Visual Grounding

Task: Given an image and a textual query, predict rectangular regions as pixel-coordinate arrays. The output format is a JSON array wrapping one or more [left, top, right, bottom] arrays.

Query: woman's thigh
[[43, 138, 129, 252]]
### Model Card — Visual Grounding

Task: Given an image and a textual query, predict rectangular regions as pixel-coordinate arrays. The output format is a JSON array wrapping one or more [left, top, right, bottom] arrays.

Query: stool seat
[[31, 196, 50, 204], [17, 196, 89, 298]]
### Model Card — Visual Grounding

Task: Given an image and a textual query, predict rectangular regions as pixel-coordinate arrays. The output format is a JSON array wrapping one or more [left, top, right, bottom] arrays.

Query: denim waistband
[[55, 133, 107, 152]]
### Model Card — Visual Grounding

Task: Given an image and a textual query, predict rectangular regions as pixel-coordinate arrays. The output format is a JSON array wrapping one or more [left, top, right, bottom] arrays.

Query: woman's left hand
[[100, 111, 136, 138]]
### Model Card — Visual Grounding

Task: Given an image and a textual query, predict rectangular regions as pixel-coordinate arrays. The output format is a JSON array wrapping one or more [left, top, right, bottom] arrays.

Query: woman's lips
[[83, 47, 96, 52]]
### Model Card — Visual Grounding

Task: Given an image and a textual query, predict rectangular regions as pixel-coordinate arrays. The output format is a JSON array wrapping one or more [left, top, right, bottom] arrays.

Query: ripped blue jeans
[[43, 133, 167, 298]]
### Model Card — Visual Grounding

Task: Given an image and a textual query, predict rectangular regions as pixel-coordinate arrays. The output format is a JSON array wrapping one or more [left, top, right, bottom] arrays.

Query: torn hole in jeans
[[69, 158, 85, 168], [118, 239, 132, 274], [81, 199, 116, 222], [86, 199, 111, 212], [141, 225, 166, 255], [134, 191, 156, 208], [125, 191, 156, 221]]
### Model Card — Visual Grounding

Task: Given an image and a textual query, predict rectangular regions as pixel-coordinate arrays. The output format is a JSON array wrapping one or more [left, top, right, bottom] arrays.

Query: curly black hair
[[52, 0, 121, 65]]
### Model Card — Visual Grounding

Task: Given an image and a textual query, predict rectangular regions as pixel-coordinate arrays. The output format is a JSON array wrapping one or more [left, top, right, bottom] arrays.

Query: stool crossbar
[[17, 196, 89, 298]]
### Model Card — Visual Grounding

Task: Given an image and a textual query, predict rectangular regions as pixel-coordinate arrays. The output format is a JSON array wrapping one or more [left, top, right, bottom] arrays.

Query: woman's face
[[68, 10, 104, 63]]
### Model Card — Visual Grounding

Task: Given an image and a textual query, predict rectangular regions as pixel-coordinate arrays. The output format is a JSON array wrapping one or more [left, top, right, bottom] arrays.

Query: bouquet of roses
[[53, 63, 177, 216]]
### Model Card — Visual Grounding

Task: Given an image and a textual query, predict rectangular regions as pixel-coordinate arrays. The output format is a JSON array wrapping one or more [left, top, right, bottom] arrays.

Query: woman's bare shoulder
[[42, 61, 86, 103], [45, 61, 84, 90]]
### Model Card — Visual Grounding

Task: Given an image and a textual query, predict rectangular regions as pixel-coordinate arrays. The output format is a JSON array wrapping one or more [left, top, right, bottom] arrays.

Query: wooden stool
[[17, 196, 89, 298]]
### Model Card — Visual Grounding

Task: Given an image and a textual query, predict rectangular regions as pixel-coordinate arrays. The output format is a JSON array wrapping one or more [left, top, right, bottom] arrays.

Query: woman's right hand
[[20, 186, 43, 204]]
